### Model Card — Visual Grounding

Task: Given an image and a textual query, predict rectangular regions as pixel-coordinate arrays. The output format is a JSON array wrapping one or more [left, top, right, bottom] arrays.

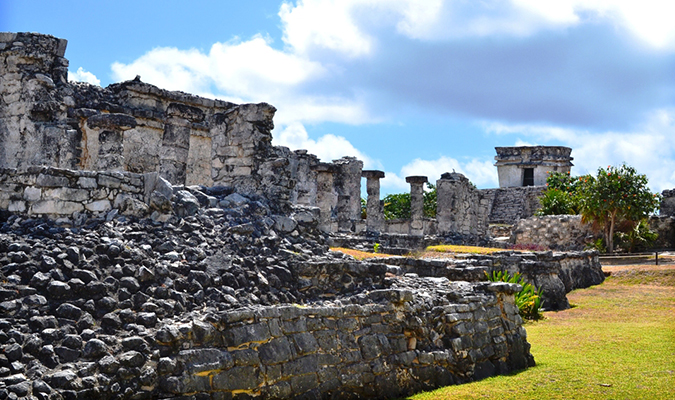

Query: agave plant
[[486, 270, 544, 320]]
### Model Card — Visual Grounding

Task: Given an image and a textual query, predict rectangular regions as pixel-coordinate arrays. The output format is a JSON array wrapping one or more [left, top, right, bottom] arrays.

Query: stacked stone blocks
[[155, 283, 531, 399]]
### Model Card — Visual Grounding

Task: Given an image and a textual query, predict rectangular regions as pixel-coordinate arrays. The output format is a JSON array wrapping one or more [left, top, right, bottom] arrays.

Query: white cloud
[[278, 0, 675, 51], [110, 35, 377, 127], [279, 0, 444, 57], [398, 156, 498, 188], [111, 37, 324, 100], [68, 67, 101, 86], [513, 0, 675, 48], [484, 108, 675, 192], [273, 122, 375, 167], [380, 171, 409, 192]]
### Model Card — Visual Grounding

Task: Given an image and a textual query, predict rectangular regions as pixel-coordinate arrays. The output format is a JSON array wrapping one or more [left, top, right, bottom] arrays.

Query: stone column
[[159, 103, 204, 185], [312, 163, 338, 233], [406, 176, 428, 236], [87, 113, 137, 171], [362, 170, 385, 233], [291, 150, 319, 207], [333, 157, 364, 221], [336, 195, 352, 232]]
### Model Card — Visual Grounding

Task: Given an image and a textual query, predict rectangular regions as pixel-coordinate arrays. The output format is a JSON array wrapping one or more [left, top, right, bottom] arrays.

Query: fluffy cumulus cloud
[[68, 67, 101, 86], [274, 122, 375, 167], [377, 157, 497, 194], [107, 0, 675, 191]]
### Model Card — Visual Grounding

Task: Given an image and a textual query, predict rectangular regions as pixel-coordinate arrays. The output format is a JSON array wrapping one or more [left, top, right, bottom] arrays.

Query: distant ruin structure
[[495, 146, 573, 188]]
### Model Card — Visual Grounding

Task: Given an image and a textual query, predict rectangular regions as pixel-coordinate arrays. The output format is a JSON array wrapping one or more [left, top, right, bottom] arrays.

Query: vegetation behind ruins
[[381, 183, 437, 220], [537, 166, 661, 253]]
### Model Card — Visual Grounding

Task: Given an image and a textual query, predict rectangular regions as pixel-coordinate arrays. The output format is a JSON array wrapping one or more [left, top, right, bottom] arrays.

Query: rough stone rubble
[[0, 31, 610, 399]]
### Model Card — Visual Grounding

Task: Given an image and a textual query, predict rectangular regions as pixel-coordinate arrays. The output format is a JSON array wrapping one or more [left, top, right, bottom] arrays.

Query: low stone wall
[[385, 218, 437, 236], [512, 215, 597, 251], [373, 256, 489, 282], [156, 281, 533, 399], [461, 250, 604, 310], [0, 166, 160, 220]]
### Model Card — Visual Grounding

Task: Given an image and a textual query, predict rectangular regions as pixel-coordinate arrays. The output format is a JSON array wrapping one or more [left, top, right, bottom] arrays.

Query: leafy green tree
[[383, 183, 437, 220], [536, 171, 581, 216], [423, 183, 437, 218], [383, 192, 411, 220], [577, 164, 661, 254], [536, 188, 577, 216]]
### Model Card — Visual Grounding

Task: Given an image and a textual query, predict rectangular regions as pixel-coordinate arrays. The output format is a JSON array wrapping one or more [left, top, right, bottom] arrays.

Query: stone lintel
[[405, 176, 428, 185], [311, 163, 337, 173], [362, 170, 385, 179], [167, 103, 205, 123], [87, 113, 137, 131]]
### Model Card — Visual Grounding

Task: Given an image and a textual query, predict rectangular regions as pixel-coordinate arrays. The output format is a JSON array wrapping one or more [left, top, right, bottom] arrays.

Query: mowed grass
[[330, 247, 393, 260], [331, 244, 504, 260], [425, 244, 505, 255], [408, 267, 675, 400]]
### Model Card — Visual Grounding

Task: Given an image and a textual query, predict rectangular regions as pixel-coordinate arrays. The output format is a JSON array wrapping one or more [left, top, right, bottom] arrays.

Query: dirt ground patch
[[603, 263, 675, 286]]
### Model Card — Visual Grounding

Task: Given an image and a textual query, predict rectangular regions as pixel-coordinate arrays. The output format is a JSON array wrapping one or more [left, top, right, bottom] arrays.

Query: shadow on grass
[[397, 365, 542, 399]]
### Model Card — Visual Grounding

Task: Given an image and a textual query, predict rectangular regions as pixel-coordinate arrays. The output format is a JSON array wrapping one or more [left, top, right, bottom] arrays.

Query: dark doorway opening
[[523, 168, 534, 186]]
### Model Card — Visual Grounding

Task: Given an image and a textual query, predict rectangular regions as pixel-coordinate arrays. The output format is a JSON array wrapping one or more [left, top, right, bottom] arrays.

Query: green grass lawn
[[408, 268, 675, 400]]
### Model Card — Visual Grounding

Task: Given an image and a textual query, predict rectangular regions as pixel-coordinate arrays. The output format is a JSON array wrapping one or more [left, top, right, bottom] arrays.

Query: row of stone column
[[311, 164, 431, 235]]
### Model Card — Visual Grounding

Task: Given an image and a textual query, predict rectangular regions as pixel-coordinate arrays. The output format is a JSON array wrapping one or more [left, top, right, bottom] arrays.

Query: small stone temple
[[494, 146, 573, 188]]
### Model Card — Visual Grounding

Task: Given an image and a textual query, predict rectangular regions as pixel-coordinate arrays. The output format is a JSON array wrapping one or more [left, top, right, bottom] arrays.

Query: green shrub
[[614, 219, 658, 253], [486, 270, 544, 320], [536, 188, 577, 216], [383, 182, 437, 220], [585, 237, 607, 253]]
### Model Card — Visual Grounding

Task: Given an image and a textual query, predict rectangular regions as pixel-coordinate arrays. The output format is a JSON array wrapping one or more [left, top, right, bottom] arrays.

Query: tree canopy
[[537, 165, 661, 254], [381, 183, 437, 220]]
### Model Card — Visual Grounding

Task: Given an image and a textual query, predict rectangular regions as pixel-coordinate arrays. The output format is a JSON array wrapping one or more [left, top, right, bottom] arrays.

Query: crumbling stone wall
[[649, 215, 675, 249], [660, 189, 675, 217], [0, 190, 535, 399], [436, 172, 490, 238], [0, 32, 295, 211], [512, 215, 597, 251], [0, 166, 164, 220], [459, 250, 604, 310], [157, 282, 532, 399], [0, 32, 72, 170]]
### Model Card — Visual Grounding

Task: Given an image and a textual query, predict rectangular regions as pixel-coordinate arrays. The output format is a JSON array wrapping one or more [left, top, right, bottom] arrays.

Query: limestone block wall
[[385, 219, 438, 236], [0, 32, 296, 212], [0, 32, 74, 170], [460, 250, 604, 310], [494, 146, 573, 188], [512, 215, 597, 251], [436, 172, 490, 238], [155, 282, 533, 399], [0, 167, 158, 219]]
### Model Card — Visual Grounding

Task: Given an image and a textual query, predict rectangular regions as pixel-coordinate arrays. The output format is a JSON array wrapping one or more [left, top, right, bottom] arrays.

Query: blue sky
[[3, 0, 675, 194]]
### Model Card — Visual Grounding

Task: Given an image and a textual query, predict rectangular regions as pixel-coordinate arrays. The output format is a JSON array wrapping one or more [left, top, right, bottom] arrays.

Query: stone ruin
[[0, 32, 608, 399]]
